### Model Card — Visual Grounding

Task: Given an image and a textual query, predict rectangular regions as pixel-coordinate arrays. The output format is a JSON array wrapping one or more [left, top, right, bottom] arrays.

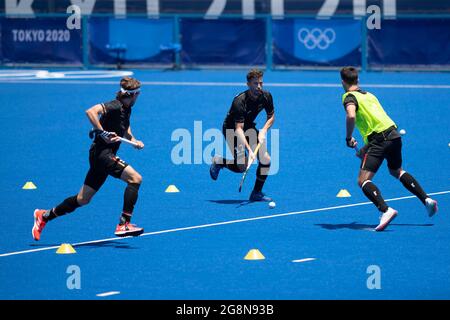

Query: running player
[[210, 69, 275, 202], [340, 67, 438, 231], [32, 77, 145, 240]]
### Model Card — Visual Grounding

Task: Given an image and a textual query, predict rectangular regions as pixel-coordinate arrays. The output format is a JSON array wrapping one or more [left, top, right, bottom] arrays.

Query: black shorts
[[361, 136, 402, 173], [222, 125, 259, 160], [84, 144, 129, 191]]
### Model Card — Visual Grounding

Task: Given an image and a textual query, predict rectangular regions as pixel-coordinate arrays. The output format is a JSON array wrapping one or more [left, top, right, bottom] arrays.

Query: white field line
[[0, 190, 448, 258]]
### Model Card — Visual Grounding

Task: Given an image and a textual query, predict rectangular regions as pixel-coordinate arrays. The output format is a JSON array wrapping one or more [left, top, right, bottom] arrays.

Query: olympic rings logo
[[297, 28, 336, 50]]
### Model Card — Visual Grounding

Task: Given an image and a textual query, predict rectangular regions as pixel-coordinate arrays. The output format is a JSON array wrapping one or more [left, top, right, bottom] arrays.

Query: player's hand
[[134, 140, 144, 150], [100, 131, 121, 144], [248, 149, 256, 163], [346, 137, 358, 148], [258, 129, 267, 144]]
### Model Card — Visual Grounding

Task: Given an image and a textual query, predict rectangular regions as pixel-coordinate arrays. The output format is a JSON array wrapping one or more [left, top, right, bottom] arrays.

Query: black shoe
[[249, 191, 272, 202]]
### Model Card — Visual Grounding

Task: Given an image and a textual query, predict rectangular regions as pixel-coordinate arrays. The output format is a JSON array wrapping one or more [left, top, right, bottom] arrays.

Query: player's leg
[[119, 165, 142, 224], [250, 129, 272, 202], [47, 184, 98, 219], [32, 169, 106, 241], [358, 169, 388, 212], [358, 142, 397, 231], [387, 138, 438, 217], [226, 133, 248, 173], [210, 128, 248, 180], [111, 160, 144, 237]]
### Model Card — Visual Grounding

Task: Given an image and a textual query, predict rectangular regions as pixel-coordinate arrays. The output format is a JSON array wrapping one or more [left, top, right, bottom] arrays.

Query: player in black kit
[[32, 77, 145, 240], [210, 69, 275, 202]]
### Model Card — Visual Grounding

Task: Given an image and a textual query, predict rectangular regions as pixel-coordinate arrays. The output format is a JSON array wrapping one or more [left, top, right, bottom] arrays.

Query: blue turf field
[[0, 70, 449, 299]]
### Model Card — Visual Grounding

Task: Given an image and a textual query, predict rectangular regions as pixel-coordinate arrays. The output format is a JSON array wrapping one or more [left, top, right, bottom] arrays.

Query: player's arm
[[262, 114, 275, 131], [232, 98, 254, 156], [85, 104, 105, 131], [259, 93, 275, 143], [259, 113, 274, 144], [86, 104, 119, 143], [345, 103, 357, 148], [125, 126, 144, 149], [235, 122, 252, 154], [124, 126, 134, 141]]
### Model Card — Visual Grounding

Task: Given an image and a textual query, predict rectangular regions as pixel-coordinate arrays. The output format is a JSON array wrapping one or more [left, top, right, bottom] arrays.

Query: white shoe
[[375, 207, 398, 232], [425, 198, 438, 217]]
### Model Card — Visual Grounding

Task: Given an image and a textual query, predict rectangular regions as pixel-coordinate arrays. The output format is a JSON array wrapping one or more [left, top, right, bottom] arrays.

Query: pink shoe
[[32, 209, 47, 241], [115, 222, 144, 237]]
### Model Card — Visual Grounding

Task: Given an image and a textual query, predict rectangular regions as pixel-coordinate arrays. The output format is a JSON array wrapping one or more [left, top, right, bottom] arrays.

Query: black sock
[[361, 181, 389, 213], [224, 162, 246, 173], [120, 212, 132, 225], [43, 208, 57, 222], [222, 156, 247, 173], [399, 172, 428, 205], [253, 163, 270, 193], [44, 195, 80, 221], [121, 183, 140, 224]]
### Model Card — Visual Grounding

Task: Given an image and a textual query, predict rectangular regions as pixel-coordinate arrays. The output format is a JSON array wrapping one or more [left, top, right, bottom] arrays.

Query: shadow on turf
[[77, 241, 139, 250], [315, 222, 434, 231], [208, 199, 254, 208], [208, 200, 248, 204], [29, 241, 139, 250]]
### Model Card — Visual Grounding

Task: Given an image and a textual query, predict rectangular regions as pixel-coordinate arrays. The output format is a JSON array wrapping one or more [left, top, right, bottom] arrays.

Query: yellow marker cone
[[165, 185, 180, 193], [56, 243, 76, 254], [336, 189, 351, 197], [244, 249, 265, 260], [22, 181, 37, 190]]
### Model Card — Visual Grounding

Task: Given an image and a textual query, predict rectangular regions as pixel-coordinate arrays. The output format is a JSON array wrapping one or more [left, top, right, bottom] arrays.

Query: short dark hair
[[117, 77, 141, 99], [340, 67, 359, 85], [247, 69, 264, 82], [120, 77, 141, 90]]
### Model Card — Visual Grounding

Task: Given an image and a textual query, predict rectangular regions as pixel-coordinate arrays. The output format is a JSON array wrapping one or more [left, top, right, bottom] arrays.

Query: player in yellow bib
[[340, 67, 438, 231]]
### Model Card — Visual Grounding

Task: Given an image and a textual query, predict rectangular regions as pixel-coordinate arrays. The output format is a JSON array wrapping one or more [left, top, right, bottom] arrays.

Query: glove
[[89, 129, 115, 142], [89, 129, 103, 139]]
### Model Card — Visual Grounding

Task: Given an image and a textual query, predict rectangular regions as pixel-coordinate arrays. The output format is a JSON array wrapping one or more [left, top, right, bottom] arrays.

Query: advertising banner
[[273, 18, 362, 67], [368, 19, 450, 67], [88, 17, 174, 65], [1, 17, 82, 64], [181, 19, 266, 65]]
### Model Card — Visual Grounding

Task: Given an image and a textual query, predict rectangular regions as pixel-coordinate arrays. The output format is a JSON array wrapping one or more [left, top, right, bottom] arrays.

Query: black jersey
[[223, 90, 274, 130], [93, 99, 131, 152]]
